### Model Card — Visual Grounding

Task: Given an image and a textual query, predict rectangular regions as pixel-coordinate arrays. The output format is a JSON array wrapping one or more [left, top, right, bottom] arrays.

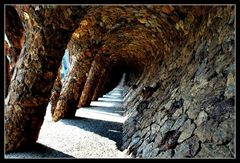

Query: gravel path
[[5, 85, 130, 159]]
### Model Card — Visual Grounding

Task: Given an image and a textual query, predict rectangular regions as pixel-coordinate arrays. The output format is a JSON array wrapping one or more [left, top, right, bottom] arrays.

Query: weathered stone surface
[[196, 143, 233, 158], [142, 142, 154, 158], [159, 130, 180, 151], [224, 72, 235, 98], [194, 119, 217, 143], [5, 6, 24, 76], [183, 99, 191, 112], [5, 5, 88, 152], [171, 113, 187, 130], [178, 122, 196, 143], [195, 110, 208, 126], [92, 68, 107, 101], [140, 126, 150, 138], [158, 115, 168, 127], [157, 149, 173, 158], [160, 119, 175, 135], [130, 136, 141, 148], [123, 7, 235, 157], [227, 139, 235, 157], [50, 68, 62, 115], [186, 104, 201, 120], [153, 133, 163, 148], [207, 98, 234, 122], [5, 47, 11, 97], [172, 108, 183, 118], [212, 118, 234, 145], [179, 119, 191, 132], [136, 140, 148, 155], [79, 56, 105, 107], [151, 123, 160, 134], [52, 56, 92, 121], [122, 5, 235, 159], [174, 136, 200, 158]]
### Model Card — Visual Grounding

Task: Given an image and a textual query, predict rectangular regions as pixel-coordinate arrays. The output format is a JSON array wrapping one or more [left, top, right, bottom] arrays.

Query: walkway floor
[[5, 81, 130, 158]]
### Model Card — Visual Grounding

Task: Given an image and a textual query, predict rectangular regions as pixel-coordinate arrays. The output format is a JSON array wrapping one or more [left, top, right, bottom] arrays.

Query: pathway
[[5, 77, 130, 159]]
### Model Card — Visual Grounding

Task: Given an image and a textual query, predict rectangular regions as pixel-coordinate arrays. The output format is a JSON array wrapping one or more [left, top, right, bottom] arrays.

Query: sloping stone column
[[50, 67, 62, 115], [92, 68, 107, 101], [79, 55, 105, 107], [5, 5, 88, 152], [5, 6, 24, 95], [52, 52, 93, 121], [5, 41, 11, 97]]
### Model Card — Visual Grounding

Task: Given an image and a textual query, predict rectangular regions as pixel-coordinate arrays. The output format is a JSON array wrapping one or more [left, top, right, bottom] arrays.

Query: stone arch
[[4, 5, 235, 158]]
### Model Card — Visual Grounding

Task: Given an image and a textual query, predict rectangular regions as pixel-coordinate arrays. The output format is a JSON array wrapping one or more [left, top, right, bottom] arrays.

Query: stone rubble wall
[[122, 6, 235, 158]]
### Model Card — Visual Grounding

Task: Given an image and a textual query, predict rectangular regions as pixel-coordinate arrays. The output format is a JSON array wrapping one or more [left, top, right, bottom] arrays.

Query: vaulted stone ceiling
[[4, 5, 235, 158]]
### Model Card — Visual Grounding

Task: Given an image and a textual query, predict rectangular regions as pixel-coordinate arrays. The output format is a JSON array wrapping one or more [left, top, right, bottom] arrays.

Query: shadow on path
[[61, 117, 123, 150], [5, 143, 75, 159]]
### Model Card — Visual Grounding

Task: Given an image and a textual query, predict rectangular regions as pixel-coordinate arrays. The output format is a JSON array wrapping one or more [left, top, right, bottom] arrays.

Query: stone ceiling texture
[[4, 5, 235, 158]]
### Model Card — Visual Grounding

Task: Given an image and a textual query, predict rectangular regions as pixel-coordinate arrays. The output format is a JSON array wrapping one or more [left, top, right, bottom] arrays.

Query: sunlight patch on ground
[[98, 97, 123, 102], [90, 101, 122, 108], [76, 108, 127, 123]]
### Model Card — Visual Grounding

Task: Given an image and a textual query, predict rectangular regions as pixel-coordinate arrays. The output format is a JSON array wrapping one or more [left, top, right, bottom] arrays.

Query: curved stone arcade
[[4, 5, 235, 158]]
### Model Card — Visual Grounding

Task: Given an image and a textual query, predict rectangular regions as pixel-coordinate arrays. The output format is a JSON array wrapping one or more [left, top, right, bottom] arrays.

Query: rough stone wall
[[122, 6, 235, 158]]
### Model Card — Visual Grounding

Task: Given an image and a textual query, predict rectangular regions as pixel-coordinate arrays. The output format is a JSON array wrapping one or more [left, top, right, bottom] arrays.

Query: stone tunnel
[[4, 5, 235, 158]]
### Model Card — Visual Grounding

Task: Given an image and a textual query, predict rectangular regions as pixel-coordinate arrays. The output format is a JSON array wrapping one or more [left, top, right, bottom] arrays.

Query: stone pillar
[[5, 6, 24, 76], [50, 67, 62, 115], [5, 5, 87, 152], [5, 56, 11, 97], [52, 54, 93, 121], [79, 56, 103, 107], [91, 68, 107, 101], [5, 41, 10, 97]]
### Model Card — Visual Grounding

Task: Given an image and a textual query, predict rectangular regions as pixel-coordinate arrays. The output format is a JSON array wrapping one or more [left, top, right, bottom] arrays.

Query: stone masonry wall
[[122, 6, 235, 158]]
